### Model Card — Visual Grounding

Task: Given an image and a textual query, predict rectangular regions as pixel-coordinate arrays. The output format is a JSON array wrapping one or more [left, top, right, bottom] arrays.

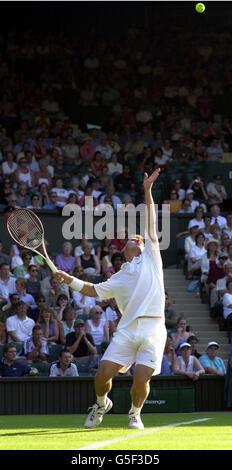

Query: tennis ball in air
[[195, 3, 205, 13]]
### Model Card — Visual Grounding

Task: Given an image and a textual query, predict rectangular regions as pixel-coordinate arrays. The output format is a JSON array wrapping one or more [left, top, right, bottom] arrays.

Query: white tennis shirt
[[94, 233, 165, 330]]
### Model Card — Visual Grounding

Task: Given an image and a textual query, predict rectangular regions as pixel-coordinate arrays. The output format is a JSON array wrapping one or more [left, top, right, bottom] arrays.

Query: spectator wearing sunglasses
[[26, 265, 41, 297]]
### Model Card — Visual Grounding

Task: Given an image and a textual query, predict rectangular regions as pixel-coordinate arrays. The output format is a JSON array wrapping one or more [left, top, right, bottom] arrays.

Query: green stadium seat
[[48, 343, 63, 363]]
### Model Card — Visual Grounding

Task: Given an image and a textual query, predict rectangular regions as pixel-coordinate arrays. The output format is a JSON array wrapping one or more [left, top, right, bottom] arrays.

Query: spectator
[[164, 292, 177, 330], [188, 176, 208, 205], [111, 252, 124, 274], [188, 335, 202, 359], [222, 213, 232, 240], [202, 215, 214, 239], [207, 176, 228, 206], [15, 183, 30, 208], [26, 193, 42, 210], [200, 238, 219, 285], [0, 343, 38, 377], [210, 204, 227, 228], [188, 206, 205, 230], [62, 135, 79, 165], [154, 148, 169, 169], [85, 305, 109, 346], [96, 238, 112, 262], [0, 293, 20, 323], [206, 139, 224, 161], [1, 151, 18, 178], [0, 177, 15, 205], [15, 278, 37, 310], [207, 252, 228, 309], [53, 154, 70, 181], [219, 232, 231, 254], [74, 237, 95, 258], [42, 191, 59, 210], [167, 189, 182, 214], [95, 136, 112, 160], [187, 232, 206, 279], [46, 277, 70, 308], [37, 306, 59, 343], [76, 242, 101, 276], [114, 164, 135, 193], [14, 157, 35, 188], [171, 316, 195, 356], [91, 151, 104, 178], [107, 153, 123, 176], [13, 252, 32, 279], [72, 274, 96, 316], [49, 349, 79, 377], [179, 198, 193, 214], [222, 279, 232, 332], [209, 223, 221, 242], [24, 324, 49, 362], [163, 334, 177, 373], [173, 342, 205, 381], [79, 135, 95, 161], [173, 179, 185, 201], [199, 341, 226, 375], [6, 301, 35, 352], [26, 265, 41, 297], [51, 177, 69, 208], [101, 242, 118, 274], [27, 294, 46, 323], [53, 293, 70, 322], [34, 159, 52, 189], [59, 305, 76, 345], [65, 318, 97, 364], [185, 189, 200, 212], [56, 242, 76, 274], [99, 185, 122, 211], [0, 263, 16, 302]]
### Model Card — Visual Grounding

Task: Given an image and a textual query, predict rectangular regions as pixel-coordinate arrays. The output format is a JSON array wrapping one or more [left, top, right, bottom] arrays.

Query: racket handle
[[46, 258, 58, 273]]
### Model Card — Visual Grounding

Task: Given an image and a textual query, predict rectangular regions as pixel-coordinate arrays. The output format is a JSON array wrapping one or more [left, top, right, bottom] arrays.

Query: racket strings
[[8, 210, 43, 249]]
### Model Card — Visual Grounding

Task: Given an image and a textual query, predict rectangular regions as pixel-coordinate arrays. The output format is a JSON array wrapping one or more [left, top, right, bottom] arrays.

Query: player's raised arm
[[53, 271, 98, 297], [143, 168, 160, 242]]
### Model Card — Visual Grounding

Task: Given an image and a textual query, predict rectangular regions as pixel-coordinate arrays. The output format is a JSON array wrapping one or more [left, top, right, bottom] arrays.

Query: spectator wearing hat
[[187, 232, 206, 279], [65, 318, 97, 364], [199, 342, 226, 375], [173, 342, 205, 381], [79, 135, 95, 161], [188, 335, 202, 359]]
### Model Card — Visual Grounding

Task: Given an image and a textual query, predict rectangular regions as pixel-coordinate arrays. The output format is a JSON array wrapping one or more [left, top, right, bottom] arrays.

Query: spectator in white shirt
[[0, 263, 16, 302], [186, 189, 200, 212], [6, 301, 35, 353], [188, 206, 205, 231], [51, 177, 69, 208], [187, 232, 207, 279], [49, 349, 79, 377], [210, 204, 227, 228], [184, 224, 199, 260]]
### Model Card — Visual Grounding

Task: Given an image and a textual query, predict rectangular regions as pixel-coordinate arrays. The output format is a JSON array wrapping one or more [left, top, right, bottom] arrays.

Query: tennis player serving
[[54, 168, 167, 429]]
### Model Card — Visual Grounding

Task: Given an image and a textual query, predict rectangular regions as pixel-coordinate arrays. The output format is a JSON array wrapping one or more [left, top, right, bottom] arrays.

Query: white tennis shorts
[[101, 317, 167, 376]]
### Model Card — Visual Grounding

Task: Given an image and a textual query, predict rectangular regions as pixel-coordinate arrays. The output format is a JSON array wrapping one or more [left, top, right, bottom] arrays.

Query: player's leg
[[129, 364, 154, 429], [84, 360, 123, 429]]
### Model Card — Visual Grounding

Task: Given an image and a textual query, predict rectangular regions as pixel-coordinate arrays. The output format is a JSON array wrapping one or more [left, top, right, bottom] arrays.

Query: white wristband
[[70, 277, 84, 292]]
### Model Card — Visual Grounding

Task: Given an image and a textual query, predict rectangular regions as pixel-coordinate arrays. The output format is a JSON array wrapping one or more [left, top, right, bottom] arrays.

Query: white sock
[[129, 404, 142, 416], [97, 394, 108, 407]]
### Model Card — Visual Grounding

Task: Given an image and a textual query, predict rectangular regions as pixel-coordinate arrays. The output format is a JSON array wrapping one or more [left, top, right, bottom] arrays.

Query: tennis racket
[[7, 208, 58, 273]]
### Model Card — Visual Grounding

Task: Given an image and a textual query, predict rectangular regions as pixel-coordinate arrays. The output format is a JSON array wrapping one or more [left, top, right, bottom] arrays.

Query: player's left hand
[[143, 168, 160, 191]]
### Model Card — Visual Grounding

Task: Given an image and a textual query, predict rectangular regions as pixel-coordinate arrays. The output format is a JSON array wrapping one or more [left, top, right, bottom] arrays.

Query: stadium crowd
[[0, 21, 232, 379]]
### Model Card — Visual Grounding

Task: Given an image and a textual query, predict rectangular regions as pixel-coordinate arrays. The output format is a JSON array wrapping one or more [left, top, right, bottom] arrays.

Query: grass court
[[0, 413, 231, 450]]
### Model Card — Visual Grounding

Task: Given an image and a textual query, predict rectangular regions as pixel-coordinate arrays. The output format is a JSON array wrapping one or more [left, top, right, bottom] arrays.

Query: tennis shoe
[[128, 412, 144, 430], [84, 398, 113, 428]]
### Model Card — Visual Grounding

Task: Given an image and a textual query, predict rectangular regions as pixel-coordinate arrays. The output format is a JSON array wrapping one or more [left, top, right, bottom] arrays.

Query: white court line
[[77, 418, 212, 450]]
